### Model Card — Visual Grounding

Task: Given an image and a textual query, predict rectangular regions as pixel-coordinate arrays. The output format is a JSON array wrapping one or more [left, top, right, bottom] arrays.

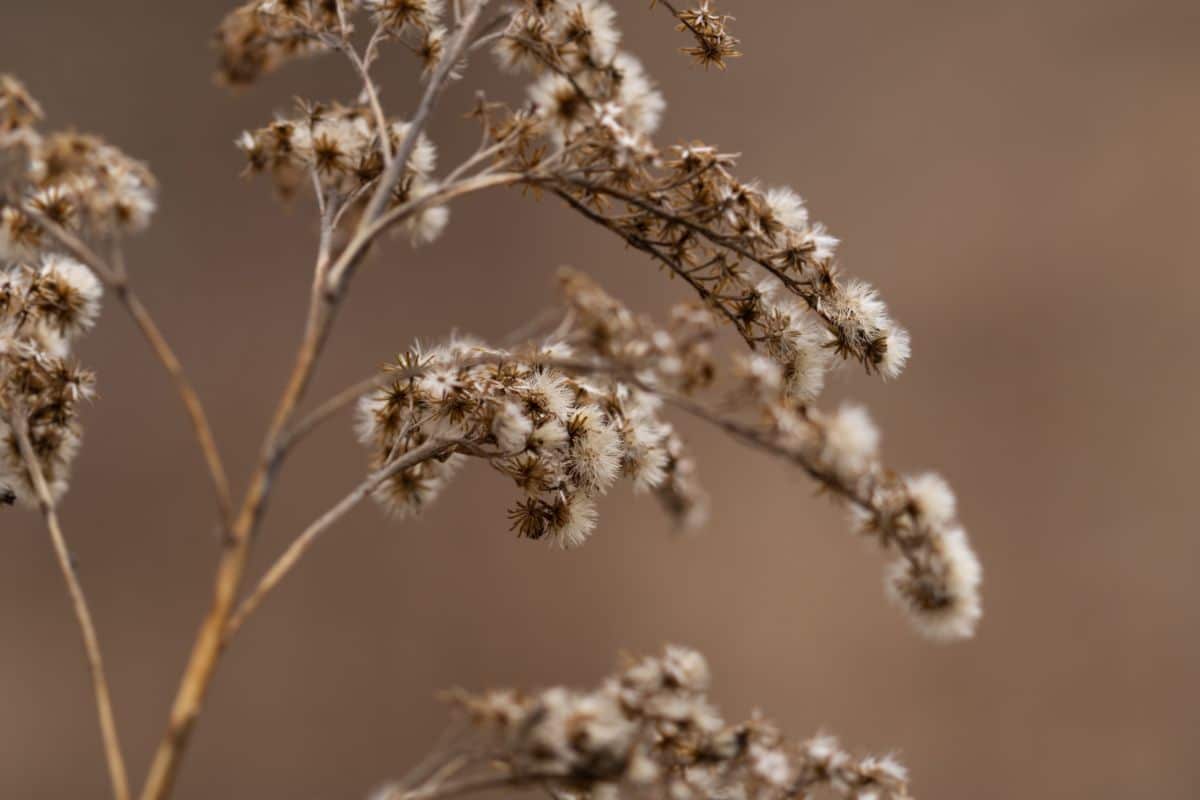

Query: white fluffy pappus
[[886, 526, 982, 641], [36, 254, 103, 338], [822, 403, 879, 480]]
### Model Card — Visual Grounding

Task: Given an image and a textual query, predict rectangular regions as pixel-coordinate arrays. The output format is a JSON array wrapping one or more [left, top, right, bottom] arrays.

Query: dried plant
[[377, 645, 912, 800], [0, 3, 981, 799]]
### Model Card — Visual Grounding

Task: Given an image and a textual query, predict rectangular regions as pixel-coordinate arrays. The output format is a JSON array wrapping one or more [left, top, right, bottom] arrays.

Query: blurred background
[[3, 1, 1199, 797]]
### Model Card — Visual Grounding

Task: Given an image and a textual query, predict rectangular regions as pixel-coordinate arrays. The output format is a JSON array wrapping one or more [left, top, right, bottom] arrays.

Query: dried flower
[[668, 0, 742, 69], [355, 328, 706, 545], [433, 646, 912, 800], [0, 75, 43, 135], [0, 254, 101, 505], [0, 4, 983, 797]]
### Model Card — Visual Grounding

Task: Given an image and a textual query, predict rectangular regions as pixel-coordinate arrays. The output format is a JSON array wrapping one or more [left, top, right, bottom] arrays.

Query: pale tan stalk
[[276, 372, 388, 456], [10, 417, 131, 800], [224, 438, 456, 640], [348, 44, 393, 164], [138, 5, 494, 798], [20, 210, 234, 526]]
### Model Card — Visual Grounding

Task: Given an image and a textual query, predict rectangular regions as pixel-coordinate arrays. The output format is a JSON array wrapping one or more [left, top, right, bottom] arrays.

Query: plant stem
[[10, 417, 131, 800], [21, 210, 234, 527], [224, 438, 456, 641]]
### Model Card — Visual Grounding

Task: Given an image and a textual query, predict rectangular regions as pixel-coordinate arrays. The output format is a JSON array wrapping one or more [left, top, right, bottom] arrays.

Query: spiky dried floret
[[668, 0, 742, 69]]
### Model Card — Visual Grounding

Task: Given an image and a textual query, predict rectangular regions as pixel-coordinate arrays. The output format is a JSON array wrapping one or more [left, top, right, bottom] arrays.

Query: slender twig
[[550, 175, 821, 307], [276, 373, 385, 456], [548, 187, 747, 333], [655, 0, 700, 37], [442, 138, 513, 184], [9, 415, 131, 800], [329, 0, 494, 291], [389, 728, 476, 796], [401, 771, 555, 800], [364, 23, 389, 66], [338, 35, 394, 165], [333, 0, 351, 35], [466, 10, 515, 52], [225, 438, 457, 640], [355, 170, 525, 250], [21, 209, 234, 527], [359, 2, 491, 245]]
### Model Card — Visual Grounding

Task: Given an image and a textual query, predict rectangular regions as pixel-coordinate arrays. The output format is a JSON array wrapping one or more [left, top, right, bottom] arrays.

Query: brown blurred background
[[3, 1, 1199, 797]]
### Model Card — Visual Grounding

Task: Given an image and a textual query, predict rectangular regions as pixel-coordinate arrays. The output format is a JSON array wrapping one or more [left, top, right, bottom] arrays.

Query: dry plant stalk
[[0, 3, 981, 799]]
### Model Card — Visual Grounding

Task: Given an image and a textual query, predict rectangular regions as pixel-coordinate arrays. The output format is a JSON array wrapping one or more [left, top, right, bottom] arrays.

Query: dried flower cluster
[[0, 76, 158, 508], [358, 269, 979, 641], [354, 295, 711, 545], [400, 645, 910, 800], [217, 0, 452, 86], [445, 3, 906, 391], [0, 254, 100, 506], [237, 100, 449, 242], [1, 77, 156, 251], [735, 390, 983, 642], [223, 0, 908, 399], [0, 3, 981, 799]]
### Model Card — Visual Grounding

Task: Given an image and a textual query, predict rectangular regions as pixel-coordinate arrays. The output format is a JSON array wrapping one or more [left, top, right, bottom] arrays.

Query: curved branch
[[224, 437, 458, 641], [20, 210, 234, 527]]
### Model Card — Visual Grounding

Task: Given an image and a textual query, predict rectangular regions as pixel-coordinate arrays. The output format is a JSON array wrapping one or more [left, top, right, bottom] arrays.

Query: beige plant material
[[0, 3, 980, 799]]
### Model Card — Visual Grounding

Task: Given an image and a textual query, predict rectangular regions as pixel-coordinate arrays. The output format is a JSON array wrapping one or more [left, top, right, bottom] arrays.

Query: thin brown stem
[[466, 9, 516, 52], [354, 170, 526, 253], [137, 282, 336, 800], [401, 771, 555, 800], [10, 416, 131, 800], [225, 438, 457, 640], [655, 0, 698, 36], [275, 372, 385, 456], [116, 289, 234, 523], [22, 209, 234, 526], [550, 175, 825, 313], [359, 1, 492, 230], [340, 35, 394, 164], [549, 187, 747, 334]]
